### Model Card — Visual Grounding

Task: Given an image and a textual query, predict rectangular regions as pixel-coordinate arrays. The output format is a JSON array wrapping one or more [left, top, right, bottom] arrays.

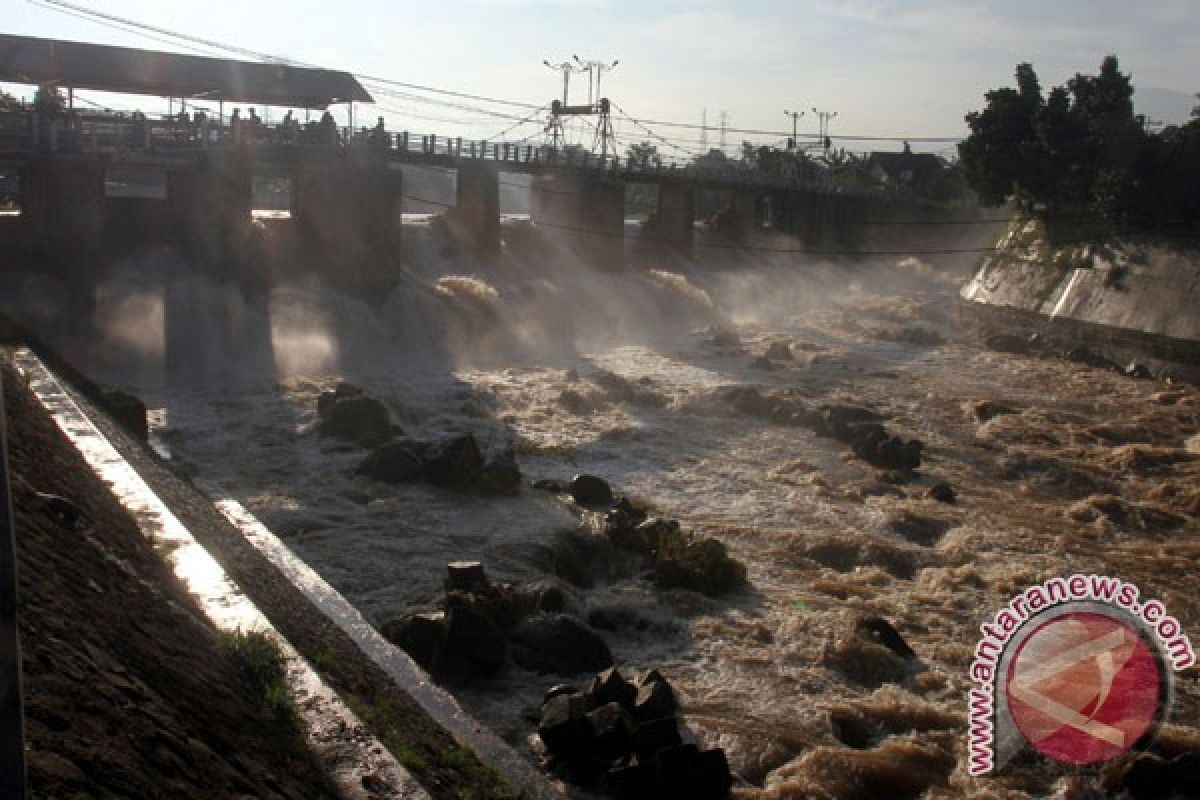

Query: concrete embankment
[[959, 215, 1200, 380], [2, 347, 535, 799]]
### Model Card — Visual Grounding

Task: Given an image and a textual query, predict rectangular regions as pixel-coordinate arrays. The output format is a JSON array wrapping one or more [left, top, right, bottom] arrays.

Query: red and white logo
[[966, 575, 1193, 775], [1006, 611, 1163, 765]]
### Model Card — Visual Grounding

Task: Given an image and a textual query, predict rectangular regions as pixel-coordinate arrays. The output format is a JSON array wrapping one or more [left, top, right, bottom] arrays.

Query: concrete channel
[[17, 348, 435, 800]]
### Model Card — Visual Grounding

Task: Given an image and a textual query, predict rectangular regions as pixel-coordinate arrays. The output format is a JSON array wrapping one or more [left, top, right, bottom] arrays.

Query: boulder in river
[[355, 441, 424, 483], [317, 381, 364, 417], [570, 474, 614, 507], [536, 666, 727, 798], [654, 537, 746, 596], [317, 394, 393, 447], [720, 386, 773, 417], [764, 341, 794, 361], [651, 744, 733, 800], [445, 561, 489, 592], [510, 613, 613, 676], [1124, 361, 1154, 380], [927, 482, 956, 504], [985, 333, 1035, 355], [441, 599, 508, 677], [633, 672, 677, 723], [480, 448, 522, 495], [1064, 346, 1119, 371], [588, 667, 637, 712], [588, 701, 636, 761], [816, 404, 884, 441], [849, 426, 923, 471], [538, 692, 596, 759], [421, 433, 484, 487], [860, 615, 916, 660], [380, 611, 445, 671]]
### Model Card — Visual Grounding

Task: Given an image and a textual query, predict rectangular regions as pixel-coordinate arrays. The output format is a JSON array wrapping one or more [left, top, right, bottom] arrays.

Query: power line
[[27, 0, 227, 57], [352, 73, 542, 112], [41, 0, 1139, 152], [481, 105, 551, 142], [31, 0, 280, 62], [30, 0, 546, 115]]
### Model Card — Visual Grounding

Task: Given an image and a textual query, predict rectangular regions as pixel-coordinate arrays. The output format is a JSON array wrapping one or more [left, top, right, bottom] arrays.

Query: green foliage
[[958, 56, 1200, 233], [218, 629, 299, 729], [624, 140, 662, 170], [33, 84, 65, 118], [690, 148, 732, 172]]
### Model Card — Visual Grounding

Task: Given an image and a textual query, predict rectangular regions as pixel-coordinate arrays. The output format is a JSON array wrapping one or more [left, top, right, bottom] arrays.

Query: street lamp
[[543, 59, 586, 106], [812, 107, 838, 149], [784, 109, 804, 150], [573, 55, 619, 105]]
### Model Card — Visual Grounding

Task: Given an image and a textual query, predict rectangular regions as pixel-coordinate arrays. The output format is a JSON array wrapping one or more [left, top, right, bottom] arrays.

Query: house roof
[[0, 33, 372, 109]]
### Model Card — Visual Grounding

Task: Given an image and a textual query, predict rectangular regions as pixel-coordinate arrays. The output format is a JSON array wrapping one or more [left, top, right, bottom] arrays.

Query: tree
[[957, 63, 1043, 205], [0, 90, 20, 112], [957, 56, 1199, 230], [33, 84, 65, 118], [624, 141, 662, 170]]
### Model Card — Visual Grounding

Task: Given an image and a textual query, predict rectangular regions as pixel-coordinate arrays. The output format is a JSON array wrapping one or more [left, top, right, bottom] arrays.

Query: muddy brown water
[[37, 248, 1200, 798]]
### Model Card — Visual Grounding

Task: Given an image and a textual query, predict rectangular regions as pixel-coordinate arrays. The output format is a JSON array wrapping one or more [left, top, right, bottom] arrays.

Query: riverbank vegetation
[[958, 56, 1200, 240]]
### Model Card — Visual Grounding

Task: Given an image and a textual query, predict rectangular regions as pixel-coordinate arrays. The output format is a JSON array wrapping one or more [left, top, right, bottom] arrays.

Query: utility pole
[[572, 55, 619, 106], [812, 107, 838, 150], [701, 108, 707, 151], [543, 59, 586, 106], [783, 109, 804, 150], [719, 110, 729, 152]]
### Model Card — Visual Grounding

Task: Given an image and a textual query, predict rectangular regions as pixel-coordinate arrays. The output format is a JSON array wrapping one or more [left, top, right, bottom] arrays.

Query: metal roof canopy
[[0, 33, 373, 109]]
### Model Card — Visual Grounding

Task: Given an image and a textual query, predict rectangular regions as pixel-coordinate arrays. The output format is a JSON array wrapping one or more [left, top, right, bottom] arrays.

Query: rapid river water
[[25, 220, 1200, 799]]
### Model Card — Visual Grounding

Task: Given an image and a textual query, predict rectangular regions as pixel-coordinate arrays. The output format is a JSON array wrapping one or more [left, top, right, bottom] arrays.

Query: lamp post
[[784, 109, 804, 150], [542, 59, 586, 106], [812, 107, 838, 150], [572, 56, 619, 106]]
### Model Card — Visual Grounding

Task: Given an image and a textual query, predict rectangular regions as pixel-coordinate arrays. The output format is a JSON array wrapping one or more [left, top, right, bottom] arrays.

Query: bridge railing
[[0, 108, 894, 197]]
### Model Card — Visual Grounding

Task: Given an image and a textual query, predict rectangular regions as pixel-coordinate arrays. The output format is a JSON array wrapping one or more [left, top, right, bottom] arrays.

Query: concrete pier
[[729, 189, 763, 242], [532, 172, 625, 270], [450, 160, 500, 263], [166, 156, 252, 269], [654, 183, 694, 252], [20, 157, 106, 264], [291, 162, 404, 292]]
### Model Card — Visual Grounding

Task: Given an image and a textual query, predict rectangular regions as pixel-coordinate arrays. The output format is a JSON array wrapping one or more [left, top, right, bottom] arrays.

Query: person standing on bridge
[[370, 116, 389, 152], [319, 111, 338, 147], [247, 108, 261, 144]]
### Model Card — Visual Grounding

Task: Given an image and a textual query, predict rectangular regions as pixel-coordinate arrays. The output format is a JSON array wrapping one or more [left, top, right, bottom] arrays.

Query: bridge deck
[[0, 107, 890, 196]]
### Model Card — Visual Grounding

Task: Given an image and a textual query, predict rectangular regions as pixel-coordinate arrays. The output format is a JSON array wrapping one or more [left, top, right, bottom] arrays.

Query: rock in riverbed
[[511, 613, 614, 676], [571, 474, 614, 506], [535, 667, 731, 799], [354, 441, 424, 483], [356, 432, 522, 494], [317, 392, 393, 447]]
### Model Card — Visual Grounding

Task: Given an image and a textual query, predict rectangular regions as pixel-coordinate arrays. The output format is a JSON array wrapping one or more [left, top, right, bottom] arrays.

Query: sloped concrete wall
[[961, 225, 1200, 342], [960, 219, 1200, 378]]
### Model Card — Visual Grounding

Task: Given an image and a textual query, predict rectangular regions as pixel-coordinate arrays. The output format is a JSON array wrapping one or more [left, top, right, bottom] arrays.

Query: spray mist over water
[[13, 215, 1142, 798]]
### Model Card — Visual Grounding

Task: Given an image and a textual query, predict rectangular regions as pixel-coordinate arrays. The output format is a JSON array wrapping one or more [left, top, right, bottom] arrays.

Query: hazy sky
[[5, 0, 1199, 156]]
